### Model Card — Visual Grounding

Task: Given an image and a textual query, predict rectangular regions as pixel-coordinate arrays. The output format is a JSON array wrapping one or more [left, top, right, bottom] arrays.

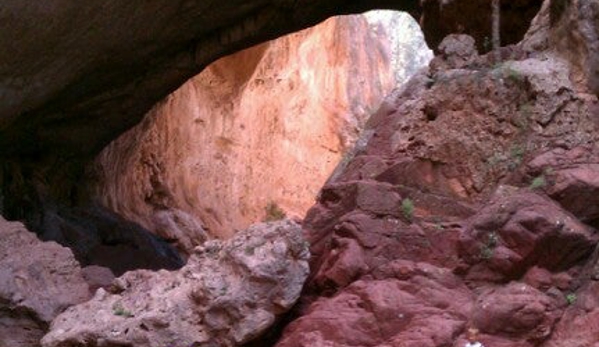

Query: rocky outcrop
[[90, 12, 432, 247], [459, 187, 597, 282], [270, 2, 599, 344], [523, 0, 599, 96], [42, 220, 309, 347], [0, 216, 90, 347], [527, 147, 599, 227]]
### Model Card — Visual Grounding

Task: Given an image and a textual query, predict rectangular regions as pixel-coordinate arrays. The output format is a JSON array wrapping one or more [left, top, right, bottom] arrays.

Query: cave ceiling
[[0, 0, 541, 162]]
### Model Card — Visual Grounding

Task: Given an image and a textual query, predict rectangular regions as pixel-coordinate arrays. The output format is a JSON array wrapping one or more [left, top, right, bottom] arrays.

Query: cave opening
[[84, 10, 433, 274], [0, 0, 543, 278]]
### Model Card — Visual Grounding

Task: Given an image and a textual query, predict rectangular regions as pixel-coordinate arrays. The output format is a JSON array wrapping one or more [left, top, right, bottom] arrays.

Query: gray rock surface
[[42, 219, 310, 347], [0, 216, 90, 347]]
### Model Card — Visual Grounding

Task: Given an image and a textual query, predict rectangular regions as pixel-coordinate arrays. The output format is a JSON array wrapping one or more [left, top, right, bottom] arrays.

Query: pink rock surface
[[42, 220, 309, 347], [91, 13, 430, 250], [0, 216, 90, 347]]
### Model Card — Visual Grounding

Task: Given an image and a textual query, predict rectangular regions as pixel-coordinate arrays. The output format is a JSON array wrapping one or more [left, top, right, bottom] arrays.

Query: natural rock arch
[[0, 0, 542, 272]]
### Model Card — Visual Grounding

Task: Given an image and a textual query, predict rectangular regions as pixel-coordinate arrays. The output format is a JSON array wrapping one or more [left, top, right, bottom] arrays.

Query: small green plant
[[530, 175, 546, 190], [112, 303, 133, 318], [480, 232, 499, 260], [483, 36, 491, 52], [481, 247, 494, 259], [487, 232, 499, 247], [507, 145, 526, 170], [504, 67, 524, 83], [263, 201, 286, 222], [510, 145, 525, 163], [565, 293, 577, 305], [401, 198, 415, 221]]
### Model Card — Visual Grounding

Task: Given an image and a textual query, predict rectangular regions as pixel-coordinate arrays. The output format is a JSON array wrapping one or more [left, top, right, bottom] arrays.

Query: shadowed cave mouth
[[0, 10, 431, 278], [0, 1, 542, 278]]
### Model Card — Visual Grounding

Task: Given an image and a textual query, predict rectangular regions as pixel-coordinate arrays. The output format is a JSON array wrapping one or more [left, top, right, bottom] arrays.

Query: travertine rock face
[[42, 220, 309, 347], [0, 216, 90, 347], [91, 12, 432, 247]]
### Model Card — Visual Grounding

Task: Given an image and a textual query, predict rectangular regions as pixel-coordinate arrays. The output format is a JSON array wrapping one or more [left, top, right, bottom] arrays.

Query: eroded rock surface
[[0, 216, 90, 347], [91, 12, 432, 246], [42, 220, 309, 347], [270, 2, 599, 346]]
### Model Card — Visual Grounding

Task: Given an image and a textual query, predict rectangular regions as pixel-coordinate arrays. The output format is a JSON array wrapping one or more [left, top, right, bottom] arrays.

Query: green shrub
[[566, 293, 577, 305], [112, 303, 133, 317], [264, 201, 286, 222], [530, 175, 546, 189], [402, 198, 415, 221]]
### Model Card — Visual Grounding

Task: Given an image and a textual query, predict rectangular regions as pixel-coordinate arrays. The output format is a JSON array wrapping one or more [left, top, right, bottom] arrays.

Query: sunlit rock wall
[[91, 11, 432, 250]]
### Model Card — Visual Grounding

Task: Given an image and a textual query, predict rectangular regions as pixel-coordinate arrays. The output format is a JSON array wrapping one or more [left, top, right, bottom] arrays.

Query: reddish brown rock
[[0, 216, 90, 347], [274, 2, 599, 346], [277, 261, 472, 347], [471, 282, 558, 341], [459, 187, 597, 282], [541, 280, 599, 347], [527, 147, 599, 226]]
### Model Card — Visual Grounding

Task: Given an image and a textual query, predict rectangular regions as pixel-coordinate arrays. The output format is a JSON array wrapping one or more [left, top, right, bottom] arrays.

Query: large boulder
[[0, 216, 90, 347], [527, 147, 599, 227], [276, 261, 473, 347], [459, 186, 597, 282], [42, 220, 310, 347]]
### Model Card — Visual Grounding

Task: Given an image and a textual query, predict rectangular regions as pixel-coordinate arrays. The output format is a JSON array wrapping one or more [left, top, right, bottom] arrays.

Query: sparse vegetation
[[504, 67, 524, 83], [480, 232, 499, 260], [509, 145, 526, 168], [566, 293, 577, 305], [481, 247, 494, 259], [401, 198, 415, 221], [112, 303, 134, 318], [530, 175, 546, 189], [263, 201, 286, 222]]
